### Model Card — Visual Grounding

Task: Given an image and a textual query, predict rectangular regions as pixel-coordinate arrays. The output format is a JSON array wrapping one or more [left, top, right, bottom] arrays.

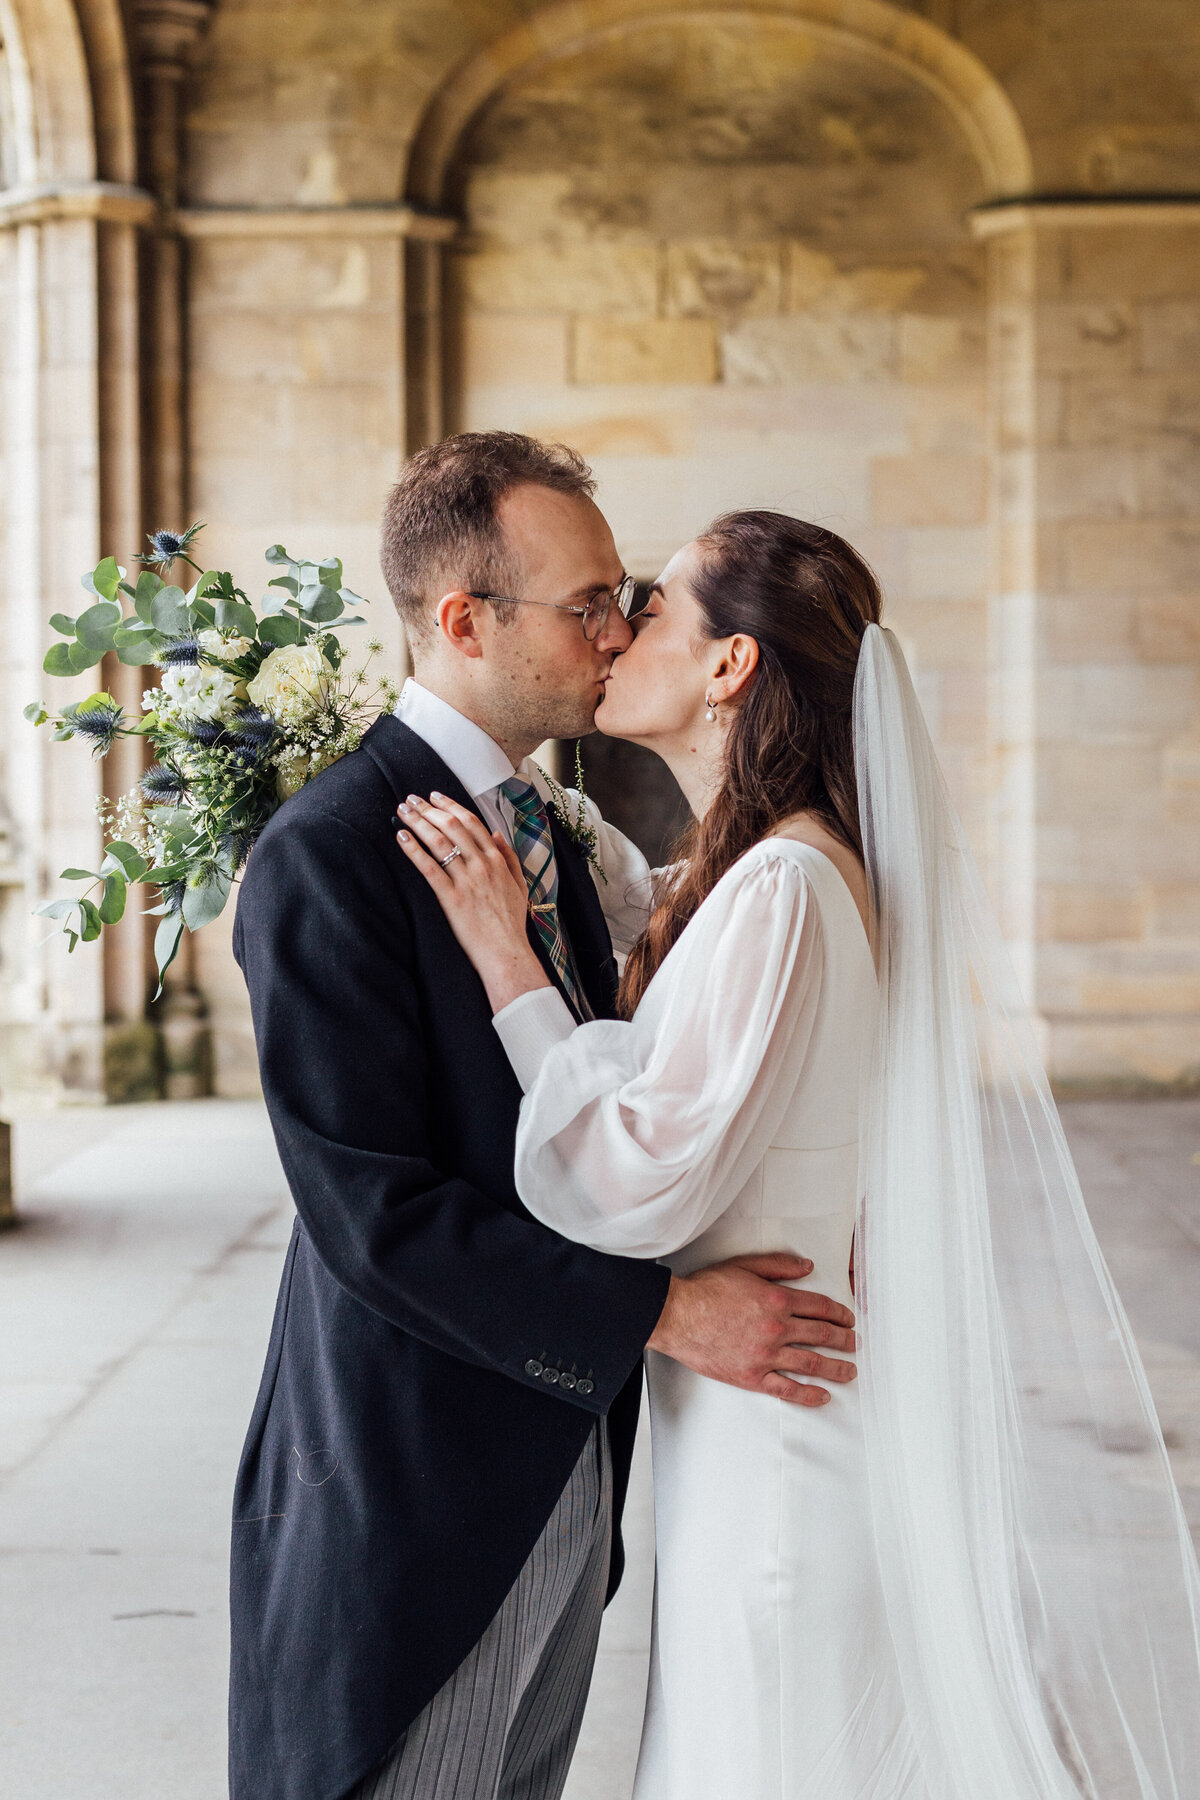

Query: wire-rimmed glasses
[[467, 574, 638, 641]]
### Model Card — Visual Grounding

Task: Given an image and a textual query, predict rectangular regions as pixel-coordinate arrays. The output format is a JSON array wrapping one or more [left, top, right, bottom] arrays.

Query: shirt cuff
[[492, 987, 578, 1091]]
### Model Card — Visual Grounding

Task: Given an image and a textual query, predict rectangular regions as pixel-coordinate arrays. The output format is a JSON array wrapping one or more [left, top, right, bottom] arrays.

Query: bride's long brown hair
[[618, 511, 882, 1017]]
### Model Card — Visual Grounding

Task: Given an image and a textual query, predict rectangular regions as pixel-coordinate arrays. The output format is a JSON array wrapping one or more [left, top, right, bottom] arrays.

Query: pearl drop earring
[[705, 692, 718, 722]]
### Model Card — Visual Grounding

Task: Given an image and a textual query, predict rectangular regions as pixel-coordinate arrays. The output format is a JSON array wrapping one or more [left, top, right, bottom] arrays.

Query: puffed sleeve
[[492, 847, 823, 1257]]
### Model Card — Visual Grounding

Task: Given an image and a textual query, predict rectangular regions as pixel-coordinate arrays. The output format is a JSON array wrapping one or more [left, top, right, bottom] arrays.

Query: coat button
[[559, 1371, 577, 1391], [576, 1378, 595, 1396], [525, 1359, 543, 1377], [541, 1366, 560, 1385]]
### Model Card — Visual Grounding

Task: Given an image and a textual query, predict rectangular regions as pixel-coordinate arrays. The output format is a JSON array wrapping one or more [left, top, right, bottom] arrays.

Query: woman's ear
[[709, 633, 759, 704]]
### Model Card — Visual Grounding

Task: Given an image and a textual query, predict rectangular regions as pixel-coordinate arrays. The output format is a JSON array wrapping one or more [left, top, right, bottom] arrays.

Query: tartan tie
[[500, 777, 593, 1022]]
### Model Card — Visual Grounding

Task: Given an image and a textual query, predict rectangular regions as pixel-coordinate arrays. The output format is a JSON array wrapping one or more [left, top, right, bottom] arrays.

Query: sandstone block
[[1049, 227, 1200, 303], [1063, 520, 1200, 595], [666, 241, 784, 319], [1044, 593, 1136, 662], [1136, 596, 1200, 661], [722, 315, 897, 384], [898, 316, 984, 383], [892, 599, 987, 668], [1138, 300, 1200, 373], [1036, 303, 1136, 375], [1146, 885, 1200, 939], [457, 314, 569, 388], [1040, 885, 1144, 942], [872, 455, 987, 527], [1037, 448, 1139, 520], [520, 412, 693, 458], [454, 245, 658, 316], [1138, 445, 1200, 518], [571, 318, 718, 385], [1065, 372, 1200, 446], [1041, 742, 1162, 823], [905, 526, 988, 601]]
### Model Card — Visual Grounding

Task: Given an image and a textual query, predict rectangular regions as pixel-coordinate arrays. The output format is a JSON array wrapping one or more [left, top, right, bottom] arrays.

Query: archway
[[408, 2, 1031, 858]]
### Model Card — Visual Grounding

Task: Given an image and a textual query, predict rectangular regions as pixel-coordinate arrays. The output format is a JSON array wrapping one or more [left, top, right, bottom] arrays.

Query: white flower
[[157, 663, 237, 725], [197, 628, 255, 663], [247, 642, 334, 724]]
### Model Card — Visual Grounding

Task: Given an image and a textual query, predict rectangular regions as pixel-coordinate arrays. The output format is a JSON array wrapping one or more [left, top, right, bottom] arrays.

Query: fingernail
[[430, 790, 446, 802], [407, 794, 421, 806], [800, 1260, 813, 1273], [398, 829, 410, 843], [390, 813, 400, 829]]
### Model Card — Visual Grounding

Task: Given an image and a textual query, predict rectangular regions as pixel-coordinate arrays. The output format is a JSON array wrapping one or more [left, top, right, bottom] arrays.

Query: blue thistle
[[136, 521, 206, 574], [60, 696, 125, 759], [161, 879, 187, 916], [140, 763, 188, 803], [186, 719, 225, 747], [157, 636, 200, 667], [229, 707, 275, 750]]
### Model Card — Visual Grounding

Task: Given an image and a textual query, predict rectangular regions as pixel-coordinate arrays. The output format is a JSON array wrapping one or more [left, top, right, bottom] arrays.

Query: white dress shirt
[[393, 677, 658, 952]]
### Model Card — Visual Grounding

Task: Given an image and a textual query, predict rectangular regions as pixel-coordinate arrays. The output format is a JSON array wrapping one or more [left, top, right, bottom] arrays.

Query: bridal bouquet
[[26, 525, 396, 989]]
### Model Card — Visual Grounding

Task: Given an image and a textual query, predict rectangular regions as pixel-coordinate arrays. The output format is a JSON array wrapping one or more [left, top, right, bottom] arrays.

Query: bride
[[396, 511, 1200, 1800]]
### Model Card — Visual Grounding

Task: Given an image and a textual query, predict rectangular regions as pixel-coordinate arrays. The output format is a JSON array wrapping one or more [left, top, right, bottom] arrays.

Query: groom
[[229, 431, 856, 1800]]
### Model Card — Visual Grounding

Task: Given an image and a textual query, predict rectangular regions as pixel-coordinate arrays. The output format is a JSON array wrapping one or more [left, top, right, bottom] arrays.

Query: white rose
[[197, 628, 255, 662], [247, 642, 334, 723]]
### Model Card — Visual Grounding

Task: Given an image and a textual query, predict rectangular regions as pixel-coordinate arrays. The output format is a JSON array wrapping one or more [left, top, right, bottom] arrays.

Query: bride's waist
[[668, 1209, 855, 1308]]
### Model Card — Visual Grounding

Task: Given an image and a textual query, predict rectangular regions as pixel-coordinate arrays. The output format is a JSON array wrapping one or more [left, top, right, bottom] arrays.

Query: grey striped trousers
[[347, 1424, 612, 1800]]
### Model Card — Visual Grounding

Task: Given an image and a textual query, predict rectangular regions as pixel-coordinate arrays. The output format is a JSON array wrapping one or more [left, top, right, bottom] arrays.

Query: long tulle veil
[[853, 624, 1200, 1799]]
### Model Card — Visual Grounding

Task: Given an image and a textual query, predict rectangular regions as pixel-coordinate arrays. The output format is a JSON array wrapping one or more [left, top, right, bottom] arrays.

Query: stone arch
[[405, 0, 1032, 210], [0, 0, 97, 184]]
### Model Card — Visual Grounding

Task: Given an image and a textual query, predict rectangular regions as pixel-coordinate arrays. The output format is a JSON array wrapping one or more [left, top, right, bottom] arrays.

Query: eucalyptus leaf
[[182, 868, 232, 931], [318, 557, 343, 583], [90, 558, 125, 603], [34, 897, 84, 923], [257, 613, 304, 647], [132, 570, 165, 622], [98, 872, 127, 924], [192, 598, 217, 630], [43, 642, 77, 677], [266, 575, 299, 596], [67, 640, 105, 674], [216, 598, 257, 637], [153, 913, 185, 992], [151, 585, 190, 635], [49, 612, 78, 636], [115, 640, 159, 667], [187, 570, 221, 603], [24, 701, 48, 725], [79, 898, 103, 942], [60, 866, 99, 881], [259, 589, 293, 617], [264, 544, 293, 565], [103, 841, 148, 881], [305, 587, 344, 623], [74, 602, 122, 653], [338, 588, 368, 607]]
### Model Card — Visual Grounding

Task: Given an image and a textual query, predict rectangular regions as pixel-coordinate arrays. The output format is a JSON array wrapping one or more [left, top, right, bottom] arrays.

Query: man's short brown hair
[[380, 431, 596, 639]]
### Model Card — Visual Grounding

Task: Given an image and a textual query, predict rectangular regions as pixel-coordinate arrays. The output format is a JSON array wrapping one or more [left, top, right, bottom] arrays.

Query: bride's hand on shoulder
[[396, 792, 552, 1013]]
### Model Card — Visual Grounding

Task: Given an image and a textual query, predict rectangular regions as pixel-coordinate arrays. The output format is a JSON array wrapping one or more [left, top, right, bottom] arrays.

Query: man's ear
[[435, 590, 487, 660], [709, 632, 760, 702]]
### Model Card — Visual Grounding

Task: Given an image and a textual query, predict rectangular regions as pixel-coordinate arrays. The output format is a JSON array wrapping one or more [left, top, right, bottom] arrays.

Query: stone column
[[132, 0, 217, 1098], [977, 199, 1200, 1091]]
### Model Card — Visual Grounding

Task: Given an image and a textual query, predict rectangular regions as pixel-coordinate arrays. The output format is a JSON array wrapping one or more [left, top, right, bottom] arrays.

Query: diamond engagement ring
[[439, 848, 462, 868]]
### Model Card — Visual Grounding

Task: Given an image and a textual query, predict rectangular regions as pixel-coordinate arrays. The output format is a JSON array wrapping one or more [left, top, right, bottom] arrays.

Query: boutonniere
[[535, 740, 607, 884]]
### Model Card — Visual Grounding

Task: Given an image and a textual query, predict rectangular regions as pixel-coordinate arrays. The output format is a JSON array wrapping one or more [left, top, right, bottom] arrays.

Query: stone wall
[[0, 0, 1199, 1096]]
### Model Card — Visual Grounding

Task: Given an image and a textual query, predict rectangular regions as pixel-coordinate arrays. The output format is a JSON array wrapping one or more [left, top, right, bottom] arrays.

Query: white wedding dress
[[494, 832, 920, 1799], [499, 628, 1200, 1800]]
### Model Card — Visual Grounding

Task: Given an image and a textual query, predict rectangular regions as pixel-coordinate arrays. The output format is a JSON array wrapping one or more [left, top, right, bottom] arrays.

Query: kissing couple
[[228, 432, 1200, 1800]]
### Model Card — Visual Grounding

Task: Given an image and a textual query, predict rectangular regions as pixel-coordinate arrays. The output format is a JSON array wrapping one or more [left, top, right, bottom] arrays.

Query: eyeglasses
[[467, 574, 638, 642]]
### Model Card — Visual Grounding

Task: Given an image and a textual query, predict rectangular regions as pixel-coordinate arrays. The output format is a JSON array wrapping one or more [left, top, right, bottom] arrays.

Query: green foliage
[[31, 526, 377, 987]]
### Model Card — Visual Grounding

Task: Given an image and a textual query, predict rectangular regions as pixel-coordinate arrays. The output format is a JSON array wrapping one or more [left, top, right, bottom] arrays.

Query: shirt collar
[[394, 678, 516, 802]]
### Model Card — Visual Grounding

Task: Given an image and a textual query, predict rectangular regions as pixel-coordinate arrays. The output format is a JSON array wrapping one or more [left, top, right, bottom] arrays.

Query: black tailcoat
[[228, 715, 669, 1800]]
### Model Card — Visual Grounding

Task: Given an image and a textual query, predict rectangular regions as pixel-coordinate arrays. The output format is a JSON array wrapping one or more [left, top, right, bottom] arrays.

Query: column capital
[[0, 181, 158, 230], [133, 0, 219, 77]]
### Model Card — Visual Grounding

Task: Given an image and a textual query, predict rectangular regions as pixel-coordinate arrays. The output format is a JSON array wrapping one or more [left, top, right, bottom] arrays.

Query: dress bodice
[[493, 839, 877, 1309]]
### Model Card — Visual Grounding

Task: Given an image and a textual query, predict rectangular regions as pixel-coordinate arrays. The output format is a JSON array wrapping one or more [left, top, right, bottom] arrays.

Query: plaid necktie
[[500, 776, 593, 1022]]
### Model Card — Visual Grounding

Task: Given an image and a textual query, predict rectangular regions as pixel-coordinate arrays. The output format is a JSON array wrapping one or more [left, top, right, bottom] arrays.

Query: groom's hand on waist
[[645, 1253, 857, 1407]]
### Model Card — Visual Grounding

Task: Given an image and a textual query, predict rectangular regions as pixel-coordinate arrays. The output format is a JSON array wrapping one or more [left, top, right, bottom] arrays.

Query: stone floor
[[0, 1097, 1197, 1800]]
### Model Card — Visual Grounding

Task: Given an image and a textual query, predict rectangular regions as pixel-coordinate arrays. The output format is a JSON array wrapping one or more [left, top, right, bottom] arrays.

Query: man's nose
[[596, 605, 633, 654]]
